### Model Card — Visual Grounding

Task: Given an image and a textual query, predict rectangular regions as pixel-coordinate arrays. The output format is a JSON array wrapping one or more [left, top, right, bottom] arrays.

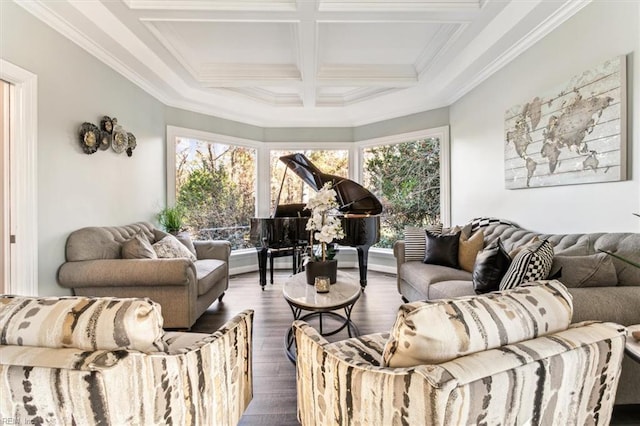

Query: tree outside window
[[362, 138, 441, 248], [175, 137, 256, 249]]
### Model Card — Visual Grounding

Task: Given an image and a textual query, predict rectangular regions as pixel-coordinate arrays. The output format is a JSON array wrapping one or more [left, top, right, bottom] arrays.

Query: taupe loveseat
[[58, 222, 230, 329], [393, 217, 640, 405]]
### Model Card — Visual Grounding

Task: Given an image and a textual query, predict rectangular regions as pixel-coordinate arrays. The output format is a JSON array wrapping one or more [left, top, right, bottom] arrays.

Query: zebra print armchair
[[294, 280, 625, 426], [0, 295, 253, 426]]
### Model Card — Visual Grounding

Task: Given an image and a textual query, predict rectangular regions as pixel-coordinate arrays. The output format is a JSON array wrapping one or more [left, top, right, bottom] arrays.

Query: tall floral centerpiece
[[304, 183, 345, 284]]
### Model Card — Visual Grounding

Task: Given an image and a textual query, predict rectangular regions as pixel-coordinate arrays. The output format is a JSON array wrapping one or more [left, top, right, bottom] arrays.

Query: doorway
[[1, 79, 9, 293], [0, 60, 38, 296]]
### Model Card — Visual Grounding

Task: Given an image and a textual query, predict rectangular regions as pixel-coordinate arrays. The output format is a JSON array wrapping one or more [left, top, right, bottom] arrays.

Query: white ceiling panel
[[319, 22, 442, 65], [17, 0, 590, 127]]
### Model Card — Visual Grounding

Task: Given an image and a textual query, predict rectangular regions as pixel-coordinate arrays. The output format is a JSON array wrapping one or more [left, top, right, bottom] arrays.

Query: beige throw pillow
[[382, 280, 573, 367], [122, 233, 157, 259], [458, 229, 484, 272], [153, 234, 197, 261]]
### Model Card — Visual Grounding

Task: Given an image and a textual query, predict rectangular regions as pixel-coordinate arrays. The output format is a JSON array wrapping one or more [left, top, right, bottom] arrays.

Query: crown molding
[[199, 64, 302, 86], [444, 0, 593, 104], [318, 0, 481, 13], [15, 1, 179, 107], [317, 64, 417, 85], [123, 0, 297, 12], [225, 87, 303, 106], [317, 87, 398, 107]]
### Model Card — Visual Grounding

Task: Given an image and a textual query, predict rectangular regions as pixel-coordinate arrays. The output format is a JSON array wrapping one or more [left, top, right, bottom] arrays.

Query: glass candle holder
[[315, 276, 330, 293]]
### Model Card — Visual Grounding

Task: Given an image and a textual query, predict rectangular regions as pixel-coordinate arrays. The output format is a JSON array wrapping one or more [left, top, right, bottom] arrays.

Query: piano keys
[[249, 153, 382, 289]]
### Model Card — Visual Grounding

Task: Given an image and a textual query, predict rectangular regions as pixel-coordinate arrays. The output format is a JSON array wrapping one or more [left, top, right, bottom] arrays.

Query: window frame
[[354, 126, 451, 230], [166, 126, 263, 215], [166, 125, 451, 257]]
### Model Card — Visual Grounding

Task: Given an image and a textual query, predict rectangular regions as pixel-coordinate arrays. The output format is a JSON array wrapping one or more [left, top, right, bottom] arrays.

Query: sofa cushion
[[0, 295, 167, 352], [382, 280, 573, 367], [122, 233, 157, 259], [500, 239, 554, 290], [195, 259, 228, 296], [400, 262, 472, 290], [423, 230, 460, 268], [458, 229, 484, 273], [550, 253, 618, 288], [472, 239, 511, 294], [428, 280, 475, 300], [153, 235, 197, 262]]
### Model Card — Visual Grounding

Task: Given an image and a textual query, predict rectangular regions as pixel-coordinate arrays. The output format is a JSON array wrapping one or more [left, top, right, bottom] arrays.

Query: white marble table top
[[283, 271, 360, 310], [626, 324, 640, 363]]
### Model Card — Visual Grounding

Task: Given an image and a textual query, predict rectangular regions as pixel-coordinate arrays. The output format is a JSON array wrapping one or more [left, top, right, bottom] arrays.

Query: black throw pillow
[[423, 230, 461, 268], [472, 239, 511, 294]]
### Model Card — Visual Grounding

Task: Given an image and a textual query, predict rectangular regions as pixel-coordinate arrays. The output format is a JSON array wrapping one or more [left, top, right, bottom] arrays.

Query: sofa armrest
[[569, 286, 640, 326], [194, 240, 231, 262], [393, 240, 406, 264], [58, 259, 195, 288]]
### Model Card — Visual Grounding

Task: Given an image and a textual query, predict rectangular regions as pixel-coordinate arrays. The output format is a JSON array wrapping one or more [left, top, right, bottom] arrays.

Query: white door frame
[[1, 59, 38, 296]]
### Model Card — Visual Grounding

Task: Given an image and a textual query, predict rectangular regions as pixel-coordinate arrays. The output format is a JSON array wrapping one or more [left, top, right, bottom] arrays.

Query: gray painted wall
[[2, 2, 166, 295], [353, 107, 449, 141], [449, 0, 639, 233]]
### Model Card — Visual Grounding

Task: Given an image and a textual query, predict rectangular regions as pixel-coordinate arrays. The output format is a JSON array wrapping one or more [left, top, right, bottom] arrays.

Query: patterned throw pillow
[[0, 295, 168, 352], [499, 239, 554, 290], [403, 224, 443, 261], [122, 233, 157, 259], [153, 234, 197, 261], [382, 280, 573, 367]]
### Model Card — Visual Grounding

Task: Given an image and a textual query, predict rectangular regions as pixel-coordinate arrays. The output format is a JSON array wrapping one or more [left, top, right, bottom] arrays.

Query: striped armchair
[[0, 295, 253, 426], [294, 281, 626, 426]]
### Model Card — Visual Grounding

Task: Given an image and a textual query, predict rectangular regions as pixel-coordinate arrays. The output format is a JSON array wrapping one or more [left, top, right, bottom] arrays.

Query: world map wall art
[[504, 56, 627, 189]]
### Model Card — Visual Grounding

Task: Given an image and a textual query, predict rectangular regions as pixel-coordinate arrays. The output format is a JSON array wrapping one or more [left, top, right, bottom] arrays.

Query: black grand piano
[[250, 153, 382, 289]]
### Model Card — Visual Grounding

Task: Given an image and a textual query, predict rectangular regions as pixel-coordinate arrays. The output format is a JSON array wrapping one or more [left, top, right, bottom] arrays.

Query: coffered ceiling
[[18, 0, 589, 127]]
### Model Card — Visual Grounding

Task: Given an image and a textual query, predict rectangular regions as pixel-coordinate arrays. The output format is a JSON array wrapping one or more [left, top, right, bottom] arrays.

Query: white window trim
[[1, 60, 38, 296], [354, 125, 451, 227]]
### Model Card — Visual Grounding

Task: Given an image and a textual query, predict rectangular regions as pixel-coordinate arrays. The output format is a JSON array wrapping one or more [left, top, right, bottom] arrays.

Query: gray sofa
[[393, 218, 640, 405], [58, 222, 230, 329]]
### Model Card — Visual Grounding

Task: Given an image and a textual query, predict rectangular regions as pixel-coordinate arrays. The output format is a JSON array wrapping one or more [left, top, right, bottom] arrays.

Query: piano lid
[[278, 153, 383, 215]]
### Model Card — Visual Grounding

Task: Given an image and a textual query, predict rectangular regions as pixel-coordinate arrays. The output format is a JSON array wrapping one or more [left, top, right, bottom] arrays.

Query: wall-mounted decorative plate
[[112, 129, 128, 153], [79, 122, 100, 154]]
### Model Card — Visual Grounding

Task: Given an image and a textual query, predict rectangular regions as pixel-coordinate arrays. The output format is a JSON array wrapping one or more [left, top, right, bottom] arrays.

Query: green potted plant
[[157, 206, 184, 234]]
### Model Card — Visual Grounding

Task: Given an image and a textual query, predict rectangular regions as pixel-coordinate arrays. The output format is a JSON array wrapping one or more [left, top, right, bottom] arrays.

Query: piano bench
[[268, 247, 303, 284]]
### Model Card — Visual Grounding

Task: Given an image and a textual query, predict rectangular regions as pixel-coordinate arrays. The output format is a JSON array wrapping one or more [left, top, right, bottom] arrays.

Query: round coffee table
[[283, 270, 361, 362], [626, 324, 640, 363]]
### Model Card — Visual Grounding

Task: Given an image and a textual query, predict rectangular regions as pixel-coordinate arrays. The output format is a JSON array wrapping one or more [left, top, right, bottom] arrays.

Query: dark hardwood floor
[[191, 269, 640, 426]]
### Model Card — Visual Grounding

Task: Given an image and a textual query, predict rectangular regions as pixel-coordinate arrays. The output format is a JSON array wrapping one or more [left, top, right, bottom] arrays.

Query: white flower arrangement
[[305, 182, 345, 261]]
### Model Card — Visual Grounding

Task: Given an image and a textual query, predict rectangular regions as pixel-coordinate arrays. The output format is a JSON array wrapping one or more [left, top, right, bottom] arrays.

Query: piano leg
[[256, 247, 268, 289], [355, 245, 371, 289]]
